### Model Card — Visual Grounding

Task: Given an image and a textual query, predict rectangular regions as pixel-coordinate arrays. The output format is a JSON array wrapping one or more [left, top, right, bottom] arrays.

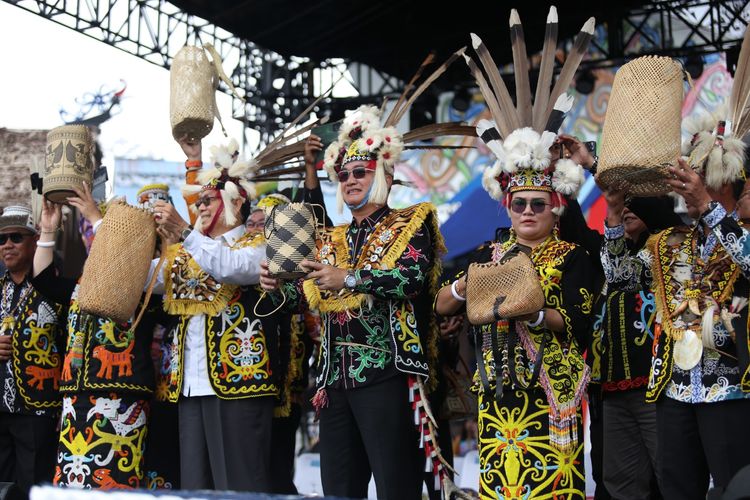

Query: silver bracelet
[[526, 309, 545, 328], [450, 280, 466, 302], [36, 240, 55, 248]]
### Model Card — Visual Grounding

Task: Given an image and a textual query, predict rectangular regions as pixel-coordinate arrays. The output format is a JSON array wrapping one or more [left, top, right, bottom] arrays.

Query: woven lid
[[596, 56, 685, 196]]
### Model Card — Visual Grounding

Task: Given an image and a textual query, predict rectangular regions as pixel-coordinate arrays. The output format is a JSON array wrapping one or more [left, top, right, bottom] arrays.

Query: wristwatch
[[344, 270, 358, 290], [179, 226, 193, 242]]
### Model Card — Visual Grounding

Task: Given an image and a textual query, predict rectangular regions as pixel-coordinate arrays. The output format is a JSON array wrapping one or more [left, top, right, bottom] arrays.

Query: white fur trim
[[323, 143, 341, 182], [210, 144, 234, 169], [239, 180, 257, 201], [552, 159, 585, 196], [369, 165, 390, 206], [197, 167, 222, 186], [500, 127, 556, 173], [359, 129, 384, 153], [222, 182, 240, 226], [181, 184, 203, 197], [482, 160, 505, 201]]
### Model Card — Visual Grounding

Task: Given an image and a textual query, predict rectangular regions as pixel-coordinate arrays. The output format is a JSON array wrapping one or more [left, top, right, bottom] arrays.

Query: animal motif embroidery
[[87, 398, 147, 437], [25, 365, 59, 390], [93, 344, 134, 379], [62, 352, 74, 381], [92, 468, 136, 489]]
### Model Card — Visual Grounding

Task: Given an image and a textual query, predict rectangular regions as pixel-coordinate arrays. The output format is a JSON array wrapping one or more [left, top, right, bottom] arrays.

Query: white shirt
[[149, 225, 265, 397]]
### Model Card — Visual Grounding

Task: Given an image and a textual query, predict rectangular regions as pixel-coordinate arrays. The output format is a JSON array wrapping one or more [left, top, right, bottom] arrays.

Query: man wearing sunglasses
[[0, 205, 63, 497], [261, 106, 446, 500], [147, 138, 284, 494]]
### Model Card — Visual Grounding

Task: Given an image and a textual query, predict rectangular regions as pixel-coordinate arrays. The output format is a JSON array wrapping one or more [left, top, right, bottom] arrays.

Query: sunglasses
[[510, 198, 552, 214], [0, 233, 29, 245], [194, 195, 219, 209], [337, 166, 371, 183]]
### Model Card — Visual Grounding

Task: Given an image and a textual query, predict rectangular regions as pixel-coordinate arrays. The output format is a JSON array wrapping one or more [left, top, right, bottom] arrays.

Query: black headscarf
[[625, 195, 683, 250]]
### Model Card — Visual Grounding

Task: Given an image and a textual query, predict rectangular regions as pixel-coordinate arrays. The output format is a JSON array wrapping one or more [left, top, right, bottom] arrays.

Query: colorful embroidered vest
[[60, 286, 162, 395], [162, 232, 281, 402], [2, 278, 64, 410], [303, 203, 445, 388], [647, 226, 747, 401]]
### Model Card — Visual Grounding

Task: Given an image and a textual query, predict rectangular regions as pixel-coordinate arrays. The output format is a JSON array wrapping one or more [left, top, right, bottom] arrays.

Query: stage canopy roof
[[169, 0, 646, 86]]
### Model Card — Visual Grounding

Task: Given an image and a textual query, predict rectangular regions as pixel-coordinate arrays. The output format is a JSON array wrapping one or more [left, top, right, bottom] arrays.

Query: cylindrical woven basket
[[43, 125, 94, 203], [170, 45, 216, 141], [596, 56, 684, 196], [264, 203, 317, 280], [77, 202, 157, 323]]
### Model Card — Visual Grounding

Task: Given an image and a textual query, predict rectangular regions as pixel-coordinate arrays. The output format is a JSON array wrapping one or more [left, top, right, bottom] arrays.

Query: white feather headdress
[[465, 7, 596, 214]]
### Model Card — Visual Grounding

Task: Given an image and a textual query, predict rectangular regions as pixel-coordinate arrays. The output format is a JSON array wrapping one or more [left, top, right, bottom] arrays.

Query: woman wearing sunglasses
[[435, 112, 596, 498]]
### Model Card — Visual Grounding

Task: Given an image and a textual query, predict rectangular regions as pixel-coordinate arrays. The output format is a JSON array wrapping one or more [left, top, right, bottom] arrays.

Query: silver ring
[[315, 279, 321, 286], [682, 182, 686, 189]]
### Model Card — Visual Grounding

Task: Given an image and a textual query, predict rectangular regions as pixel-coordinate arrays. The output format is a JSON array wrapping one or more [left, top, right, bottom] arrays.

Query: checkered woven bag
[[264, 202, 318, 279]]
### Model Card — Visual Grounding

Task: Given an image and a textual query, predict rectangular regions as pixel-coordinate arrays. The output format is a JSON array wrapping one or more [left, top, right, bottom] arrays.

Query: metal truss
[[3, 0, 404, 147], [587, 0, 750, 68], [5, 0, 749, 144]]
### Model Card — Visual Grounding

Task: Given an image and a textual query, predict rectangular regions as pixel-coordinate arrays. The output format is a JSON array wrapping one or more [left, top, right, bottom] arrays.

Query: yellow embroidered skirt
[[478, 386, 584, 499]]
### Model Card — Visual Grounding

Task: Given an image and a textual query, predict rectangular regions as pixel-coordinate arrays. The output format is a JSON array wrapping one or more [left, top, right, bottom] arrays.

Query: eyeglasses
[[194, 195, 219, 209], [0, 233, 29, 245], [510, 198, 552, 214], [337, 166, 371, 183]]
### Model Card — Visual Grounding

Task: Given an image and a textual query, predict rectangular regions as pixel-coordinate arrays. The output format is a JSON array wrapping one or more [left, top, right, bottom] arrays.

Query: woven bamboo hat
[[596, 56, 685, 196]]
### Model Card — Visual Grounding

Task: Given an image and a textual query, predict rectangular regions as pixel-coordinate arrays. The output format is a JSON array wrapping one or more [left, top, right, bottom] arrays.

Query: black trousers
[[178, 395, 274, 492], [656, 396, 750, 500], [319, 374, 423, 500], [589, 387, 612, 500], [0, 412, 57, 497], [603, 390, 661, 499], [269, 402, 301, 495]]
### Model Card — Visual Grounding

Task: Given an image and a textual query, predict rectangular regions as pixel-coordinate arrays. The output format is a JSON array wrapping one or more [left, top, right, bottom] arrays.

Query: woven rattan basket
[[77, 202, 157, 323], [43, 125, 94, 203], [596, 56, 684, 196], [466, 251, 545, 325], [170, 45, 216, 141], [264, 203, 317, 280]]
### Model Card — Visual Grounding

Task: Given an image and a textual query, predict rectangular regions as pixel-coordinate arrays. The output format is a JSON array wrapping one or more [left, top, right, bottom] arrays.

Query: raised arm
[[303, 134, 333, 227], [177, 135, 202, 226]]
